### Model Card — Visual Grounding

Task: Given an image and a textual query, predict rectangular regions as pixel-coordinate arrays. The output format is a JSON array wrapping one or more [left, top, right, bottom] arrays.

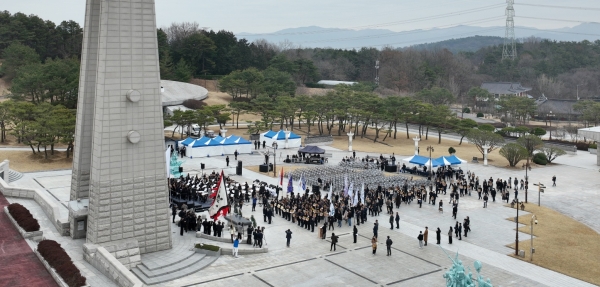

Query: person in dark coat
[[389, 214, 394, 230], [373, 220, 379, 238], [395, 212, 400, 229], [226, 156, 230, 167], [353, 225, 358, 243], [330, 233, 339, 251], [386, 236, 393, 256], [285, 229, 292, 247], [436, 227, 441, 244], [171, 204, 177, 223], [448, 227, 453, 244]]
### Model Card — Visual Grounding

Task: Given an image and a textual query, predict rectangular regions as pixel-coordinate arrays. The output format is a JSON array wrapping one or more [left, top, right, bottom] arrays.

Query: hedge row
[[7, 203, 40, 232], [37, 240, 86, 287]]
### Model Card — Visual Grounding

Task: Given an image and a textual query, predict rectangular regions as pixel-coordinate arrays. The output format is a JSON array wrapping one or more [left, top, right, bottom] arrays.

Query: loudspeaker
[[237, 160, 242, 168], [178, 166, 183, 173], [201, 163, 205, 170], [236, 166, 242, 176]]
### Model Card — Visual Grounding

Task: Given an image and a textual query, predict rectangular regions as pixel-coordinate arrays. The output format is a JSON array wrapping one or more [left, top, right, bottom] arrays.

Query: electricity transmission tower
[[502, 0, 517, 60]]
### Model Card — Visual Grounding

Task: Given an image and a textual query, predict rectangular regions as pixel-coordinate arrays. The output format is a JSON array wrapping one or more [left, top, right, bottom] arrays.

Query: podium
[[384, 165, 397, 172]]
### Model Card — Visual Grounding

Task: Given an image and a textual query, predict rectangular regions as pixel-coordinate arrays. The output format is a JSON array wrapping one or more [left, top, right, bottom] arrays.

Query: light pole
[[530, 214, 538, 261], [549, 111, 552, 140], [515, 194, 520, 257], [426, 146, 434, 179], [271, 142, 278, 177], [533, 182, 546, 207], [576, 84, 581, 100]]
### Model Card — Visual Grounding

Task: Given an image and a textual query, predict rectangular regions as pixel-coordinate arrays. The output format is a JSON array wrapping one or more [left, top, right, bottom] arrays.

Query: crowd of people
[[169, 152, 534, 258]]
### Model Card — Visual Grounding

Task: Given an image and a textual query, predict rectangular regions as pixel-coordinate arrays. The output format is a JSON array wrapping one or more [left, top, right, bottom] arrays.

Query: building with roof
[[535, 96, 581, 121], [480, 82, 532, 99], [160, 80, 208, 106], [317, 80, 357, 86]]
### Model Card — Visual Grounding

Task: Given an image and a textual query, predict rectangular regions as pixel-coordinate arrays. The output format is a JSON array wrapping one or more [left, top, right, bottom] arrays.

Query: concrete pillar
[[482, 144, 490, 166], [220, 129, 228, 138], [413, 137, 421, 155], [347, 132, 354, 152]]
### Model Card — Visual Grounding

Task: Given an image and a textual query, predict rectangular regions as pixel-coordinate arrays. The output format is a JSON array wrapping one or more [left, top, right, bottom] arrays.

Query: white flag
[[327, 184, 332, 200], [348, 182, 354, 198], [361, 183, 365, 205], [353, 189, 359, 206], [329, 202, 335, 216]]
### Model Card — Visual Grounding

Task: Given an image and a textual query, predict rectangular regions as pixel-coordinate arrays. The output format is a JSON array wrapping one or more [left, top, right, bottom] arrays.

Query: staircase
[[8, 169, 23, 182], [131, 250, 218, 285]]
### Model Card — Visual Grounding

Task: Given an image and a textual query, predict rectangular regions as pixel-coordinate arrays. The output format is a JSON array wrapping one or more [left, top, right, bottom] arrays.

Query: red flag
[[279, 167, 284, 186], [209, 170, 229, 220], [209, 170, 225, 199]]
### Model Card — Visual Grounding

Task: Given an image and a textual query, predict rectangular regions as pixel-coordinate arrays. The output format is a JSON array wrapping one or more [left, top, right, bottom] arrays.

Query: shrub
[[305, 82, 326, 89], [533, 152, 548, 165], [37, 240, 86, 287], [195, 243, 220, 252], [575, 142, 590, 151], [530, 127, 546, 137], [476, 112, 484, 118], [589, 143, 597, 149], [462, 107, 471, 114], [182, 99, 207, 110], [448, 147, 456, 154], [7, 203, 40, 232]]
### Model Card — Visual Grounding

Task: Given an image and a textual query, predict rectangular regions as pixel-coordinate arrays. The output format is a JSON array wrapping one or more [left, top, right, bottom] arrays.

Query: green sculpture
[[441, 247, 493, 287], [170, 151, 186, 178]]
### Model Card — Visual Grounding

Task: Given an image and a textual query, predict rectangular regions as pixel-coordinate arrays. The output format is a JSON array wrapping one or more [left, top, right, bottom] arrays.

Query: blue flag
[[287, 173, 293, 193]]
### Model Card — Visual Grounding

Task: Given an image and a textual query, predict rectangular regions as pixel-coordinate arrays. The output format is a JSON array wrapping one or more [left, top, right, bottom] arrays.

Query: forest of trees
[[1, 11, 600, 153], [3, 12, 600, 104]]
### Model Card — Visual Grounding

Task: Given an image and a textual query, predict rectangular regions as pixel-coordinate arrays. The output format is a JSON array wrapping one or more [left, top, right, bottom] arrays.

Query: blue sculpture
[[170, 151, 186, 178], [441, 247, 493, 287]]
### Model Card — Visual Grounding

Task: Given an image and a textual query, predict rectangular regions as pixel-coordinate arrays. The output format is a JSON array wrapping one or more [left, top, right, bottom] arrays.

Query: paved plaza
[[4, 142, 600, 286]]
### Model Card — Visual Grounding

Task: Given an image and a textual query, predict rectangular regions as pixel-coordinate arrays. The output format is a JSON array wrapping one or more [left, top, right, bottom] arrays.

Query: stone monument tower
[[70, 0, 171, 254]]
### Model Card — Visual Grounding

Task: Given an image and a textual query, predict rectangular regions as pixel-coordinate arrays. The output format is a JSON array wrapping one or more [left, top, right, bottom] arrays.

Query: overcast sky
[[5, 0, 599, 33]]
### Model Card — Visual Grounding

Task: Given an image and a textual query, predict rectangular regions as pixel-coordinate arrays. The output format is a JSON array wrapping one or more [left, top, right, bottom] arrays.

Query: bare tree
[[164, 22, 201, 43]]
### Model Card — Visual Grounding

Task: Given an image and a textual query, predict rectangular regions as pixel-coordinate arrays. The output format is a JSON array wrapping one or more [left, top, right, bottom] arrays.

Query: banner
[[279, 167, 284, 186]]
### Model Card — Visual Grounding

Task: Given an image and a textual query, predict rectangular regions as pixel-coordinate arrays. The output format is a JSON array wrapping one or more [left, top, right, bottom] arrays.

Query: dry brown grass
[[0, 150, 73, 172], [506, 203, 600, 286]]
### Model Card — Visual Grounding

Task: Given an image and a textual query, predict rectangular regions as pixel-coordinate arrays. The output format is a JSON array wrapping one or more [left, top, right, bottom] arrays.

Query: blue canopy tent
[[434, 155, 466, 166], [179, 137, 195, 147], [407, 155, 443, 167], [188, 137, 210, 148], [260, 130, 302, 148]]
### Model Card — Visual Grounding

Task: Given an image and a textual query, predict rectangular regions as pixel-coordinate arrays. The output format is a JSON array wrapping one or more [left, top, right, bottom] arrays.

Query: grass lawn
[[506, 203, 600, 286]]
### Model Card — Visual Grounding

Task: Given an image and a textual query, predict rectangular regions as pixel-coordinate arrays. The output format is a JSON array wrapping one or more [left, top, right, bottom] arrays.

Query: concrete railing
[[83, 244, 143, 287], [0, 176, 70, 236]]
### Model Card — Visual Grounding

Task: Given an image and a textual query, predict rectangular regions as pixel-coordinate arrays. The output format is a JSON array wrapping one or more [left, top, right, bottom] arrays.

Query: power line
[[301, 16, 505, 44], [240, 3, 505, 37], [516, 27, 600, 37], [336, 27, 505, 50], [515, 3, 600, 11], [517, 16, 600, 24]]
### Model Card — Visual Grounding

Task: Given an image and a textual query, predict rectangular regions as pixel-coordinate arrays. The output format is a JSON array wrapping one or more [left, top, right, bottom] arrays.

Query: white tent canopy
[[179, 135, 253, 158], [260, 130, 302, 148]]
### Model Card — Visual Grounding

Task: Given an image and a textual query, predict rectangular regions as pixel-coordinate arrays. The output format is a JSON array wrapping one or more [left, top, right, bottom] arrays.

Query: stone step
[[8, 169, 23, 182], [141, 250, 197, 271], [131, 255, 219, 285], [137, 253, 206, 277]]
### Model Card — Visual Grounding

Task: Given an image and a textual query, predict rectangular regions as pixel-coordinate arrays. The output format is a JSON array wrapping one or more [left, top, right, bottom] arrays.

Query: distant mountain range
[[237, 23, 600, 52]]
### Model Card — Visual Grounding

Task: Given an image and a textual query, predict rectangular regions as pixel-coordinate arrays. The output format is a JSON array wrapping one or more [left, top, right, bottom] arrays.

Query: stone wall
[[83, 243, 143, 287], [304, 135, 333, 146], [0, 178, 70, 236]]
